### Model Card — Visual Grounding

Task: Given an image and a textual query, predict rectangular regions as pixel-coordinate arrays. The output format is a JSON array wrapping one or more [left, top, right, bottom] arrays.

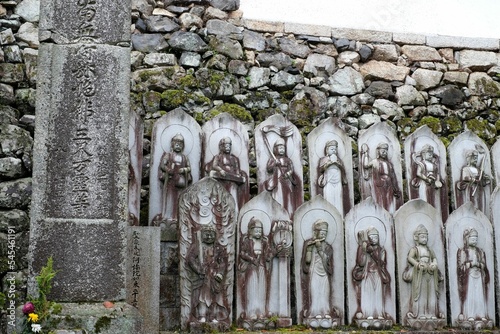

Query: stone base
[[406, 316, 446, 330], [275, 317, 292, 328], [304, 316, 340, 329], [189, 320, 230, 332], [14, 302, 142, 334], [457, 317, 494, 330], [355, 317, 393, 329], [240, 318, 276, 330]]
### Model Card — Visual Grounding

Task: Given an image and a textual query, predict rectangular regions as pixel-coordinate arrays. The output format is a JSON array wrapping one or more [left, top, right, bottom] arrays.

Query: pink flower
[[22, 302, 35, 315]]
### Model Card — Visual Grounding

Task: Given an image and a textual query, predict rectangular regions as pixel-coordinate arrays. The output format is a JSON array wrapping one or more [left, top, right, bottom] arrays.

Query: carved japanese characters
[[256, 114, 303, 216], [308, 118, 353, 217], [405, 125, 448, 222], [203, 113, 249, 211], [445, 202, 495, 330], [178, 178, 236, 331], [359, 123, 403, 214], [449, 131, 492, 216], [294, 195, 344, 329], [346, 198, 395, 329], [394, 199, 446, 330], [149, 109, 202, 234]]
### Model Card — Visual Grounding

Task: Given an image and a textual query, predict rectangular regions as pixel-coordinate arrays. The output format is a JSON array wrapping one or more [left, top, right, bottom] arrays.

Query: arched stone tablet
[[293, 195, 344, 329], [128, 110, 143, 226], [445, 202, 495, 330], [489, 138, 500, 186], [358, 122, 403, 214], [448, 131, 493, 216], [148, 109, 202, 238], [255, 114, 303, 216], [394, 199, 446, 330], [236, 191, 292, 330], [490, 186, 500, 329], [307, 118, 354, 217], [178, 177, 236, 331], [404, 125, 449, 223], [202, 112, 250, 211], [345, 197, 396, 329]]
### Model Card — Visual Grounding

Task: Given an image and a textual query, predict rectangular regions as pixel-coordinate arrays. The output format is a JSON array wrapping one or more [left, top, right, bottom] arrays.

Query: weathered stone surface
[[373, 98, 405, 119], [271, 70, 303, 90], [337, 51, 360, 66], [204, 6, 227, 20], [14, 0, 39, 22], [0, 105, 19, 125], [328, 66, 365, 96], [256, 52, 292, 70], [145, 15, 179, 32], [132, 0, 153, 16], [279, 37, 310, 58], [0, 63, 25, 83], [247, 66, 270, 89], [209, 0, 239, 11], [331, 96, 361, 117], [372, 44, 398, 62], [443, 71, 469, 85], [0, 83, 15, 105], [179, 51, 200, 67], [364, 81, 394, 99], [458, 50, 497, 71], [401, 45, 441, 62], [0, 209, 29, 232], [360, 60, 409, 81], [15, 88, 36, 114], [127, 227, 160, 334], [15, 22, 39, 47], [132, 33, 168, 52], [242, 19, 284, 33], [331, 28, 392, 43], [468, 72, 500, 96], [304, 53, 336, 78], [242, 30, 265, 51], [358, 44, 372, 62], [0, 28, 15, 44], [393, 33, 426, 45], [3, 45, 22, 63], [429, 84, 464, 107], [0, 124, 32, 157], [169, 31, 208, 52], [358, 113, 381, 129], [143, 53, 176, 66], [411, 68, 443, 90], [228, 59, 248, 75], [395, 85, 425, 106], [0, 178, 31, 209], [206, 19, 243, 36], [0, 157, 24, 179], [209, 35, 244, 59], [179, 12, 203, 29], [427, 35, 499, 51], [285, 22, 331, 37], [23, 48, 38, 83]]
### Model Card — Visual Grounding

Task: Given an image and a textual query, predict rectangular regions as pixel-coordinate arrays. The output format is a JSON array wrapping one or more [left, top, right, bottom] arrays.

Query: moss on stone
[[397, 118, 415, 137], [94, 316, 112, 333], [465, 118, 496, 143], [478, 77, 500, 97], [208, 103, 252, 122], [442, 116, 463, 134], [289, 98, 317, 127], [161, 90, 189, 109], [179, 74, 199, 89], [417, 116, 442, 134]]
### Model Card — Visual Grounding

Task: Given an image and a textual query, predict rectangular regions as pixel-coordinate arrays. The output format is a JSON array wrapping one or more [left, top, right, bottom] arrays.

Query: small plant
[[21, 257, 60, 333]]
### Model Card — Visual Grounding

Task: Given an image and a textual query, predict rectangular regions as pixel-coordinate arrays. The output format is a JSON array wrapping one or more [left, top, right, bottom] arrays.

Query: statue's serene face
[[202, 229, 216, 245], [423, 150, 433, 161], [251, 226, 262, 239], [470, 152, 478, 166], [223, 142, 232, 154], [326, 145, 337, 157], [172, 140, 184, 153], [378, 147, 388, 159], [417, 233, 428, 245], [315, 228, 328, 240], [276, 144, 285, 156], [468, 234, 478, 247], [368, 233, 379, 246]]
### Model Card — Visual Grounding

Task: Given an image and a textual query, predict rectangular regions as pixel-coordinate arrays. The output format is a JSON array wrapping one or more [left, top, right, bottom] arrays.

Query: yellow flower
[[28, 313, 39, 322]]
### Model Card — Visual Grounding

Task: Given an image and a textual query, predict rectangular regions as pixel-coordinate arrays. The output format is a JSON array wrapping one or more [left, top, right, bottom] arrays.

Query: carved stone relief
[[128, 110, 143, 226], [449, 131, 492, 216], [345, 198, 395, 329], [307, 118, 353, 217], [404, 125, 449, 223], [491, 186, 500, 324], [293, 195, 344, 329], [178, 178, 236, 331], [255, 114, 303, 216], [236, 191, 292, 330], [358, 122, 403, 214], [394, 200, 446, 330], [490, 139, 500, 184], [445, 202, 495, 329], [202, 112, 249, 212], [148, 109, 202, 239]]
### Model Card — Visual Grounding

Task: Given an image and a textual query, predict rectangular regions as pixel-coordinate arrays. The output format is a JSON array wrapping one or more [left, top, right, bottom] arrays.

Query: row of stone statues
[[175, 176, 496, 331]]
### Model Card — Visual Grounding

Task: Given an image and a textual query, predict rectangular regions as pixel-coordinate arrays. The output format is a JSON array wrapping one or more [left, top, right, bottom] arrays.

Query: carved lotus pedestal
[[189, 321, 230, 333], [457, 315, 493, 330], [354, 313, 393, 330], [304, 316, 340, 329], [240, 318, 276, 331], [406, 314, 446, 331]]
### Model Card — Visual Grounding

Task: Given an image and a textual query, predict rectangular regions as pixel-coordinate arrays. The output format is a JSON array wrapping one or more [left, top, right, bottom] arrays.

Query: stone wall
[[1, 0, 500, 332]]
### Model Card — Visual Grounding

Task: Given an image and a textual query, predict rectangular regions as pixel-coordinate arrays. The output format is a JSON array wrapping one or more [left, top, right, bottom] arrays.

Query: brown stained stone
[[401, 45, 441, 62]]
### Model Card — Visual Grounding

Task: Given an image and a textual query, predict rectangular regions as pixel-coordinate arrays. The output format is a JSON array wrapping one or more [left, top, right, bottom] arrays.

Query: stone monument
[[293, 195, 344, 329], [394, 200, 446, 330], [148, 108, 202, 237], [203, 113, 249, 211], [178, 177, 236, 331], [345, 197, 396, 329], [28, 0, 142, 330], [236, 191, 292, 330], [255, 114, 303, 216], [358, 122, 403, 214], [491, 186, 500, 320], [445, 202, 495, 330], [128, 110, 143, 226], [404, 125, 448, 222], [449, 131, 492, 216], [307, 118, 353, 217]]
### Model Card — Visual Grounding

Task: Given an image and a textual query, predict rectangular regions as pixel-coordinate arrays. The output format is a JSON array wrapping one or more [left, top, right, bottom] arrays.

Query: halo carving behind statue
[[160, 124, 194, 155]]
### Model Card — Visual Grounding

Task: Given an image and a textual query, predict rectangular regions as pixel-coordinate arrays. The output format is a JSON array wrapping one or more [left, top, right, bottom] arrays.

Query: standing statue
[[410, 145, 446, 218], [238, 218, 272, 321], [360, 143, 402, 213], [318, 140, 349, 216], [159, 133, 192, 222], [186, 225, 229, 324], [264, 138, 299, 214], [456, 150, 491, 213], [403, 225, 444, 323], [301, 220, 336, 321], [352, 227, 391, 321], [206, 137, 248, 210], [457, 228, 490, 323]]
